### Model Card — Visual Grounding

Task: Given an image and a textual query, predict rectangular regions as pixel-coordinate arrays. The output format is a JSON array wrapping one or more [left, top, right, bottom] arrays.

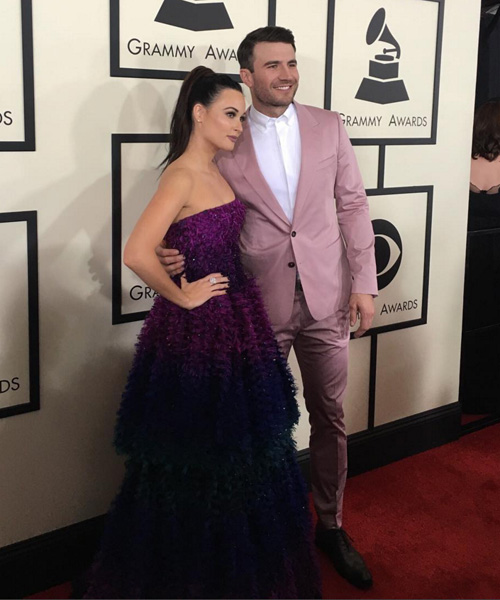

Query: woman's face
[[195, 88, 246, 152]]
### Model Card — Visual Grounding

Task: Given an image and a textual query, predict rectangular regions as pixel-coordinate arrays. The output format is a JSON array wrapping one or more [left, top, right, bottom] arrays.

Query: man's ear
[[240, 68, 253, 89]]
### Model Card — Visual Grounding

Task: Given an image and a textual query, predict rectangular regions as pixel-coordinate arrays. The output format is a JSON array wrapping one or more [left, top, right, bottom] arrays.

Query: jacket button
[[288, 261, 296, 268], [291, 231, 297, 237]]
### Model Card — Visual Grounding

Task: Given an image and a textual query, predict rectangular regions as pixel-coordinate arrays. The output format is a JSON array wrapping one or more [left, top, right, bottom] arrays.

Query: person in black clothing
[[461, 98, 500, 416], [469, 98, 500, 230]]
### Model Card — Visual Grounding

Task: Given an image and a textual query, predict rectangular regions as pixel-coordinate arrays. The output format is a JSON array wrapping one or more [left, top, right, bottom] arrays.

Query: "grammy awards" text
[[127, 39, 238, 62], [340, 113, 428, 128]]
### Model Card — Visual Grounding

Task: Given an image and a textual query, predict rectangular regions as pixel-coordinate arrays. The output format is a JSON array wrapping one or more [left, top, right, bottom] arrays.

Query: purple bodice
[[164, 199, 248, 288]]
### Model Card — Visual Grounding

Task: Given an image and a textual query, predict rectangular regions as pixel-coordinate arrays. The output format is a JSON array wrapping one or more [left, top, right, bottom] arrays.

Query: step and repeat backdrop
[[108, 0, 445, 438], [0, 0, 479, 546]]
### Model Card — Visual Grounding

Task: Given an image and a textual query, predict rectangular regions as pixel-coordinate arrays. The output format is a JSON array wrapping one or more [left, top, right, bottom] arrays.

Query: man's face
[[241, 42, 299, 114]]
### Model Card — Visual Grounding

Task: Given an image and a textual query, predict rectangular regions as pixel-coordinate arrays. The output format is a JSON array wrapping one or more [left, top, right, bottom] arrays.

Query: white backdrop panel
[[343, 336, 371, 435], [117, 0, 270, 76], [331, 0, 440, 141], [120, 140, 168, 317], [0, 221, 30, 410], [0, 0, 25, 141], [369, 190, 430, 330], [354, 146, 379, 190]]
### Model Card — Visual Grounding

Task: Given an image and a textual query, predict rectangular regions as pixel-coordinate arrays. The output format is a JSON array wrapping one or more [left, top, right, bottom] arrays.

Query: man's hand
[[155, 242, 185, 277], [349, 293, 375, 338]]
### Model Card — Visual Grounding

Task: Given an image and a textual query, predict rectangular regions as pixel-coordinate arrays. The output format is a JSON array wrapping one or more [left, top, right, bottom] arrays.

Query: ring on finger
[[209, 277, 217, 285]]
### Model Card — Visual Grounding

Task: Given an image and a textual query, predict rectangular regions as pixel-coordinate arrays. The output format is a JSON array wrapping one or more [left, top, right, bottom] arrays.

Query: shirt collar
[[249, 103, 297, 132]]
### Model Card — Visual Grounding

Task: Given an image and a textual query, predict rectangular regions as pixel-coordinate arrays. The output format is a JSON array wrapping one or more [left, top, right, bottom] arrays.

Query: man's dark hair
[[237, 26, 296, 72], [472, 98, 500, 161]]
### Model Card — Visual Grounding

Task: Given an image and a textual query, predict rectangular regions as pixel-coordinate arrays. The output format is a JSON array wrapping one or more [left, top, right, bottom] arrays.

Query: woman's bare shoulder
[[157, 162, 196, 199]]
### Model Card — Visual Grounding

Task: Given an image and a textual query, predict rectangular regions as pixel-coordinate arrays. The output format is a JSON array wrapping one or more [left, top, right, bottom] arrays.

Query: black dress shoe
[[315, 525, 373, 590]]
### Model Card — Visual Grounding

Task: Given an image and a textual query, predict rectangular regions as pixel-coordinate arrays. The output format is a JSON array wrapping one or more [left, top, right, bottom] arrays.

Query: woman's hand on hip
[[180, 273, 229, 310]]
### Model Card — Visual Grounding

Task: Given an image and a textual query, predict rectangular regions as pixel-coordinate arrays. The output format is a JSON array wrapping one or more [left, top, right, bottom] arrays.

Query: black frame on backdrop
[[324, 0, 445, 146], [111, 133, 172, 325], [359, 184, 433, 430], [365, 185, 433, 337], [0, 0, 35, 152], [0, 212, 39, 419], [109, 0, 277, 81]]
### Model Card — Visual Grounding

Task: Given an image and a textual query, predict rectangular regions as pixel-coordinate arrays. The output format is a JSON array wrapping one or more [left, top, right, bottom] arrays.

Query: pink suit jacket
[[216, 101, 378, 326]]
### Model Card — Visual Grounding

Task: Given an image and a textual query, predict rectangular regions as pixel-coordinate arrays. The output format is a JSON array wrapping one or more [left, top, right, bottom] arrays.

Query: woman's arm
[[123, 170, 228, 309]]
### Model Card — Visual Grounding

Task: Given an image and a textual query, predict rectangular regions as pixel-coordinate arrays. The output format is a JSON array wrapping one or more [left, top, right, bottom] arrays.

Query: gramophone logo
[[155, 0, 234, 31], [373, 219, 403, 290], [356, 7, 409, 105]]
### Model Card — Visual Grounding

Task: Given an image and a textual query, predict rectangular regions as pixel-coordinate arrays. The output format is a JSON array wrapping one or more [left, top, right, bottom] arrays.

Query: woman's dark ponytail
[[161, 66, 242, 169]]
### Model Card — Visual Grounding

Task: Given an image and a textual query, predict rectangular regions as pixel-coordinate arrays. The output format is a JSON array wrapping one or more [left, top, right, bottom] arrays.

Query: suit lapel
[[232, 114, 290, 226], [292, 102, 322, 226]]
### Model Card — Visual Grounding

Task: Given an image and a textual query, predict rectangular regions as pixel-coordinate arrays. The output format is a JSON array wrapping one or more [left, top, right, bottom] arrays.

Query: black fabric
[[461, 200, 500, 413], [460, 325, 500, 414], [468, 188, 500, 231], [463, 227, 500, 331]]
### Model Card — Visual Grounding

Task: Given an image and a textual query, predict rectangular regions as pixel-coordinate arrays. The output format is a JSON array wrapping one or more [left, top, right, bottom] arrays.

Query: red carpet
[[28, 424, 500, 599], [461, 413, 491, 425], [28, 584, 72, 599]]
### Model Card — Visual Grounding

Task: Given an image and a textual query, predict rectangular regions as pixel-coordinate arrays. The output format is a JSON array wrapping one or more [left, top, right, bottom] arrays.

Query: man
[[158, 27, 377, 589]]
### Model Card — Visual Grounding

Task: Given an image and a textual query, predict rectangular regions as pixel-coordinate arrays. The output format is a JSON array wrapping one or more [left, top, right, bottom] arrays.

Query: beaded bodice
[[164, 199, 247, 286]]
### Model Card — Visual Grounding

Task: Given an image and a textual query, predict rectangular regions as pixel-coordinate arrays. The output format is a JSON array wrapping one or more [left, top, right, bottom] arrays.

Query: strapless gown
[[84, 199, 322, 599]]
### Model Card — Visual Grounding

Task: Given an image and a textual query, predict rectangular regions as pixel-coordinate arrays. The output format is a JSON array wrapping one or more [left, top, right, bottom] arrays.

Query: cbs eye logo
[[372, 219, 402, 290]]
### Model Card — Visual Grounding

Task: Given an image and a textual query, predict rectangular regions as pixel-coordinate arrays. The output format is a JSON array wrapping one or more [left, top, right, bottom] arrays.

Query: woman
[[469, 98, 500, 230], [461, 99, 500, 416], [83, 67, 321, 599]]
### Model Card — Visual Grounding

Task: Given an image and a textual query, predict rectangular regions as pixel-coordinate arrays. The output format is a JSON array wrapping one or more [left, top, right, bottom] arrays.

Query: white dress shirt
[[248, 103, 302, 223]]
